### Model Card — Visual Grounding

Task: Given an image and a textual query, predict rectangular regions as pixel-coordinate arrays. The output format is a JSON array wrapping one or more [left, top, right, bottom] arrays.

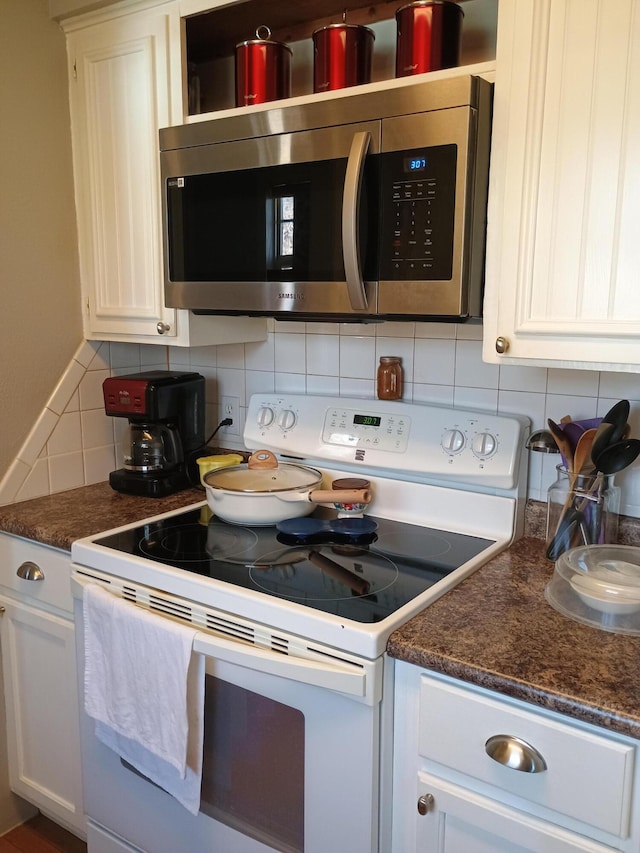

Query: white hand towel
[[83, 583, 204, 815]]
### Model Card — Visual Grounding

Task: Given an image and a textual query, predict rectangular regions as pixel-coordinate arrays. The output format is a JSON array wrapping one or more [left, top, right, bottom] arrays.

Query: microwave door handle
[[342, 131, 371, 312]]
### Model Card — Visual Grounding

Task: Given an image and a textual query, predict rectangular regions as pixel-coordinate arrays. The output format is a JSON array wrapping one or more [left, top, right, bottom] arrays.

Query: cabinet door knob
[[417, 793, 434, 815], [485, 734, 547, 773], [156, 321, 171, 335], [16, 561, 44, 581], [0, 606, 5, 614], [495, 336, 509, 354]]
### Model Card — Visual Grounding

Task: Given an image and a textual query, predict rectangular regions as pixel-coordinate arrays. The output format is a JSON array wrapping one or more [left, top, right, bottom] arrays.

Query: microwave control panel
[[380, 143, 457, 281]]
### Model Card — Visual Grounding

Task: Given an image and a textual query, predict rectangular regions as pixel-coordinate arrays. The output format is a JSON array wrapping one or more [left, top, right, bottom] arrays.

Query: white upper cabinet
[[64, 0, 266, 346], [483, 0, 640, 371]]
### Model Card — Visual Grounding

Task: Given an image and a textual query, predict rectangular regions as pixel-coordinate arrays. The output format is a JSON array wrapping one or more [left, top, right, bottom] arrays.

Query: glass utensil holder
[[546, 465, 620, 560]]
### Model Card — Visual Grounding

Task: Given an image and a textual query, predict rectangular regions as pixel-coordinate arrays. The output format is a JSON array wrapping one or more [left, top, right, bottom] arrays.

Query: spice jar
[[331, 477, 371, 518], [377, 356, 403, 400]]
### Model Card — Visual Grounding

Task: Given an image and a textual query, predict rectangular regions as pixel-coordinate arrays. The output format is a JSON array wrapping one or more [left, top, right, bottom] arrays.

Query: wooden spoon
[[556, 428, 597, 532], [572, 428, 597, 477], [547, 418, 574, 469], [547, 418, 573, 471]]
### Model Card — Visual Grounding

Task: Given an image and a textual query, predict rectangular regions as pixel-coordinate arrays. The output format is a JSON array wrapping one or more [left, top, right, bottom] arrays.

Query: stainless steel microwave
[[159, 75, 492, 322]]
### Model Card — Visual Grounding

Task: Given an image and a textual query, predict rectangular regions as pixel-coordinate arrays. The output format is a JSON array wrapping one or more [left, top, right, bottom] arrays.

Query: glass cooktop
[[94, 507, 494, 624]]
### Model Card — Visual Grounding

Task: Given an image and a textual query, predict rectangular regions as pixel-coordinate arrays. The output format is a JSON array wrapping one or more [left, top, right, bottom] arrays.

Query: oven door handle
[[342, 130, 370, 312], [193, 631, 373, 702]]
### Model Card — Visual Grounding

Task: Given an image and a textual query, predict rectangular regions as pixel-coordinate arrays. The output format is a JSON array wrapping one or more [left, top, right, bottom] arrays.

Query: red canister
[[395, 1, 463, 77], [312, 23, 375, 93], [235, 26, 292, 108]]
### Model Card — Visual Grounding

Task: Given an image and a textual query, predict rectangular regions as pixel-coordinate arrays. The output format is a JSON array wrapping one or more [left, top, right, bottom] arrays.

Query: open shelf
[[185, 1, 401, 63], [182, 0, 498, 117]]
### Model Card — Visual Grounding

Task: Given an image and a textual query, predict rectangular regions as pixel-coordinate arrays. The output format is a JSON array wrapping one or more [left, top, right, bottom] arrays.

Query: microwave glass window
[[279, 196, 294, 256], [199, 675, 305, 852], [281, 219, 294, 257], [166, 158, 378, 284], [267, 184, 311, 277]]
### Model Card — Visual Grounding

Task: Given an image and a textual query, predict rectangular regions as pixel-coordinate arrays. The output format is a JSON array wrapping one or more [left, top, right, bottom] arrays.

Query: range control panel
[[245, 394, 530, 491], [322, 407, 410, 454]]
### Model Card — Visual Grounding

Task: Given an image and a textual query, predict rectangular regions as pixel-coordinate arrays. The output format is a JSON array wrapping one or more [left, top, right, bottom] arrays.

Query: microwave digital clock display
[[353, 414, 381, 427], [404, 155, 427, 172]]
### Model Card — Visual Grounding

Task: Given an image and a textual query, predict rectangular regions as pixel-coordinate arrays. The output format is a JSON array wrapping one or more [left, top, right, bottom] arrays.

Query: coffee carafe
[[103, 370, 205, 497], [122, 423, 183, 473]]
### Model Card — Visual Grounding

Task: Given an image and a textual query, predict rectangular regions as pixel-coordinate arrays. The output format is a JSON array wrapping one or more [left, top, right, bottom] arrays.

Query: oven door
[[73, 578, 383, 853], [161, 122, 380, 318]]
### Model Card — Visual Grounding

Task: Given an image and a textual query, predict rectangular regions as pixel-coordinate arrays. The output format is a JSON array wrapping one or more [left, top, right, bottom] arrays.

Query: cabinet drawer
[[419, 674, 635, 838], [0, 534, 72, 614]]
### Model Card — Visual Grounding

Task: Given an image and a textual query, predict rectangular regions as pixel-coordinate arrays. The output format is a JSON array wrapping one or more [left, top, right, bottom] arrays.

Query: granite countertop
[[0, 482, 205, 551], [387, 536, 640, 740]]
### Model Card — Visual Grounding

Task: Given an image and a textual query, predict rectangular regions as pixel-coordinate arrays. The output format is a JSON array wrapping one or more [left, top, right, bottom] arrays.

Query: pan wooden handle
[[307, 488, 372, 505]]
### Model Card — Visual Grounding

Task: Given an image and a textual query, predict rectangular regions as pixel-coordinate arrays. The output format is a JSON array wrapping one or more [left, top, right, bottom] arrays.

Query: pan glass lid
[[203, 462, 322, 492]]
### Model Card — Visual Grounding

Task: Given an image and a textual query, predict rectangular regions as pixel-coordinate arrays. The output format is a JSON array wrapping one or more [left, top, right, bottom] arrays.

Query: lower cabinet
[[392, 661, 640, 853], [413, 774, 618, 852], [0, 534, 84, 837]]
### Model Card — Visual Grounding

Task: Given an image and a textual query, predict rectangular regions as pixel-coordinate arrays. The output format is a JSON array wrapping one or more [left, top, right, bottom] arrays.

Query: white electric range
[[71, 394, 529, 853]]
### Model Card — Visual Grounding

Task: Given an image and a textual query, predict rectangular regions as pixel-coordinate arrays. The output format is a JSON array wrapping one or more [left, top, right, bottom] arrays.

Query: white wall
[[0, 0, 82, 833], [0, 0, 83, 481]]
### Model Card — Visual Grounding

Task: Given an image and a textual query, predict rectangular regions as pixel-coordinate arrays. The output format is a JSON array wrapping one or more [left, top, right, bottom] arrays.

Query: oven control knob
[[257, 406, 275, 427], [472, 431, 498, 458], [278, 409, 297, 430], [441, 429, 465, 454]]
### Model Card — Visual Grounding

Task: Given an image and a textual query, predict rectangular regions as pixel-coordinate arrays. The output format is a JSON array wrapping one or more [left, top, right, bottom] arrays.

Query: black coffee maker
[[103, 370, 205, 498]]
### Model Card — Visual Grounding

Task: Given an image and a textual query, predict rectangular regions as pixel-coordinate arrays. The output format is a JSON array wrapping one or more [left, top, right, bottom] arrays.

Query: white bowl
[[569, 576, 640, 615], [570, 572, 640, 601]]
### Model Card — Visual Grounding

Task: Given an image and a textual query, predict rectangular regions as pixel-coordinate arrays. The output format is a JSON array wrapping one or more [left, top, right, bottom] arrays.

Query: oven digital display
[[354, 414, 381, 427]]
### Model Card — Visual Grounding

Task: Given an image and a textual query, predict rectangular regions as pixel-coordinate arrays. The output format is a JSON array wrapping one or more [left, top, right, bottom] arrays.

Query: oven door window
[[200, 675, 304, 853]]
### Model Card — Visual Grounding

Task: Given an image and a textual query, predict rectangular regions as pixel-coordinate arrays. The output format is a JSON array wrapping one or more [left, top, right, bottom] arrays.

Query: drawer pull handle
[[485, 734, 547, 773], [16, 561, 44, 581]]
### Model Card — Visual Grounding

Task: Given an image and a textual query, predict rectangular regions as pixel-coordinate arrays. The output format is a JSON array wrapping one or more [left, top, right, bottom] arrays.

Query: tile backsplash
[[3, 319, 640, 517]]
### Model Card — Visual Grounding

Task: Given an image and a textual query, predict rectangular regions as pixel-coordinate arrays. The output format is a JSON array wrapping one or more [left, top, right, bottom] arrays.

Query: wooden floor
[[0, 815, 86, 853]]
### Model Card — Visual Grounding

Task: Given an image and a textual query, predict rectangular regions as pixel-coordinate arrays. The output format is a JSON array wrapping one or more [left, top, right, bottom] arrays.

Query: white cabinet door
[[392, 662, 640, 853], [0, 595, 84, 836], [67, 3, 180, 343], [483, 0, 640, 371], [413, 773, 618, 853], [65, 2, 266, 347]]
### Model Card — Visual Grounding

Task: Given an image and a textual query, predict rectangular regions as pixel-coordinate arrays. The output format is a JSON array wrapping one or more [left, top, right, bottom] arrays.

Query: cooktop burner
[[94, 506, 494, 624]]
